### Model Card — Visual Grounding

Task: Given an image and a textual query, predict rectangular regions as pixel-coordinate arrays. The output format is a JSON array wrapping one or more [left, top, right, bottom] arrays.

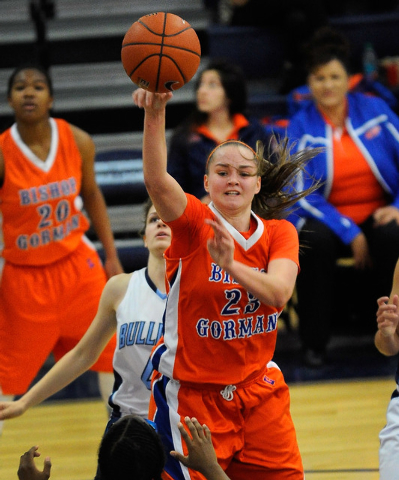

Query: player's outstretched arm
[[171, 417, 231, 480], [132, 89, 187, 224], [17, 446, 51, 480]]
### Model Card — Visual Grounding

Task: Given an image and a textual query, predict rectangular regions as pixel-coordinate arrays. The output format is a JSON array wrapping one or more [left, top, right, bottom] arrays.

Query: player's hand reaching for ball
[[132, 89, 173, 111]]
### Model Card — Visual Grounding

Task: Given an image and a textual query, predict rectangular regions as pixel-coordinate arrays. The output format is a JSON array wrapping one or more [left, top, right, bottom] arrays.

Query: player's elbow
[[144, 171, 169, 193], [144, 180, 163, 202], [271, 284, 294, 310], [273, 296, 288, 311]]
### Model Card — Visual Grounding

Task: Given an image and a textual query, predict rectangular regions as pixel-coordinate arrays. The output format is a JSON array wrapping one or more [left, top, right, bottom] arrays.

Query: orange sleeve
[[268, 219, 299, 267]]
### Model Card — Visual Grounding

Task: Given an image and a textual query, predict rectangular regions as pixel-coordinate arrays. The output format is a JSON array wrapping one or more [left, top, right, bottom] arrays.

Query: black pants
[[296, 216, 399, 353]]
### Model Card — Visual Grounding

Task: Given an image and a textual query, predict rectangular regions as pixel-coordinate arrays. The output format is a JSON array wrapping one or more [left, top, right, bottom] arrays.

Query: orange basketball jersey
[[153, 194, 299, 386], [0, 118, 90, 265]]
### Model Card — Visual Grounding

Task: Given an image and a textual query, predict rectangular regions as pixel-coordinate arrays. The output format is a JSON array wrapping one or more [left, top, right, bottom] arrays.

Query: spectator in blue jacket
[[287, 27, 399, 367], [167, 59, 273, 202]]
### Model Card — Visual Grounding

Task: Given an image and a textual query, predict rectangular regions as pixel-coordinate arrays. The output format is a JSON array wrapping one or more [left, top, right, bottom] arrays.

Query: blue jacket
[[167, 117, 271, 199], [287, 93, 399, 244]]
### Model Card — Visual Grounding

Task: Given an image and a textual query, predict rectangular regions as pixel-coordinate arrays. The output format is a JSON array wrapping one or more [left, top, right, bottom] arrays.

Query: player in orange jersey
[[133, 88, 318, 480], [0, 64, 123, 432]]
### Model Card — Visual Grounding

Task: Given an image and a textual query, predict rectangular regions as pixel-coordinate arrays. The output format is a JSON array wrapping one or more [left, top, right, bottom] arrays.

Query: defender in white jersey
[[109, 265, 165, 417], [0, 200, 170, 476]]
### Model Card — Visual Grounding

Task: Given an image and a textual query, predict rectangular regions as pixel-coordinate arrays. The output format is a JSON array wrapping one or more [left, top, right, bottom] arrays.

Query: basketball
[[121, 12, 201, 93]]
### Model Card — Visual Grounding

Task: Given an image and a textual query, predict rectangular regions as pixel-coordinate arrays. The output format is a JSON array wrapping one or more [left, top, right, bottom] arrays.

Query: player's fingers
[[145, 91, 154, 107], [184, 417, 200, 439], [377, 312, 398, 323], [43, 457, 52, 478], [205, 217, 226, 234], [170, 450, 188, 465], [377, 296, 389, 306], [189, 417, 205, 438], [204, 218, 218, 232], [24, 446, 39, 458], [202, 423, 212, 441], [178, 422, 192, 444], [377, 307, 394, 319], [207, 237, 215, 250], [381, 304, 398, 315]]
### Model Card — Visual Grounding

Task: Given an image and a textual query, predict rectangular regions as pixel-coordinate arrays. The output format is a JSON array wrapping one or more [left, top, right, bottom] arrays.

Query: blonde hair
[[206, 139, 256, 173]]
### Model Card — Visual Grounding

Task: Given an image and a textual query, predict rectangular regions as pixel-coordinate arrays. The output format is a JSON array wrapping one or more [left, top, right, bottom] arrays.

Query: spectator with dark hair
[[287, 26, 399, 367], [167, 59, 272, 202]]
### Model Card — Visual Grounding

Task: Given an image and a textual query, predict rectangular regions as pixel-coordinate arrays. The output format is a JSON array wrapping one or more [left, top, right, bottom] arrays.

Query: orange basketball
[[121, 12, 201, 93]]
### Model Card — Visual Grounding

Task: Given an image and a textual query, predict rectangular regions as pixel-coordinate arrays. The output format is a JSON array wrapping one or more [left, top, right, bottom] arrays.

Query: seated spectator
[[263, 72, 398, 139], [286, 73, 398, 118], [167, 59, 273, 202], [286, 26, 399, 367]]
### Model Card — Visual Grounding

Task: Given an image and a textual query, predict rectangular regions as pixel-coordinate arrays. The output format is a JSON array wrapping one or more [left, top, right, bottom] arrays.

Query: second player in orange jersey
[[0, 65, 123, 426]]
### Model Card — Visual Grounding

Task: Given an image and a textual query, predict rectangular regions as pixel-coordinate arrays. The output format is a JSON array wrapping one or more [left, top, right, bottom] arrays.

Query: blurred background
[[2, 2, 399, 478]]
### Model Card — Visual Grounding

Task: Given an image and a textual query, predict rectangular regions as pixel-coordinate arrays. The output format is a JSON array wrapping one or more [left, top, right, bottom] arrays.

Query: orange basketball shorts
[[0, 239, 115, 395], [150, 362, 304, 480]]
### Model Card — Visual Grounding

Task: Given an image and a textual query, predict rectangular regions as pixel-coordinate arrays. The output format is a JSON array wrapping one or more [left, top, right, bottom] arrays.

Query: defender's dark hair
[[98, 415, 166, 480], [303, 26, 351, 75], [7, 63, 53, 97]]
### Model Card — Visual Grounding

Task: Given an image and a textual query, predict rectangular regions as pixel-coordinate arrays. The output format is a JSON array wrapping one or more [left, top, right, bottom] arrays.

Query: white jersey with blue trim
[[109, 267, 165, 418]]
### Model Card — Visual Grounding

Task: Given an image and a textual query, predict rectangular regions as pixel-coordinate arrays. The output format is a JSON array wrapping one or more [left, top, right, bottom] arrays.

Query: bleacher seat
[[91, 147, 149, 274], [206, 24, 288, 118], [207, 25, 285, 80], [330, 11, 399, 73], [95, 148, 146, 206], [97, 244, 149, 274]]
